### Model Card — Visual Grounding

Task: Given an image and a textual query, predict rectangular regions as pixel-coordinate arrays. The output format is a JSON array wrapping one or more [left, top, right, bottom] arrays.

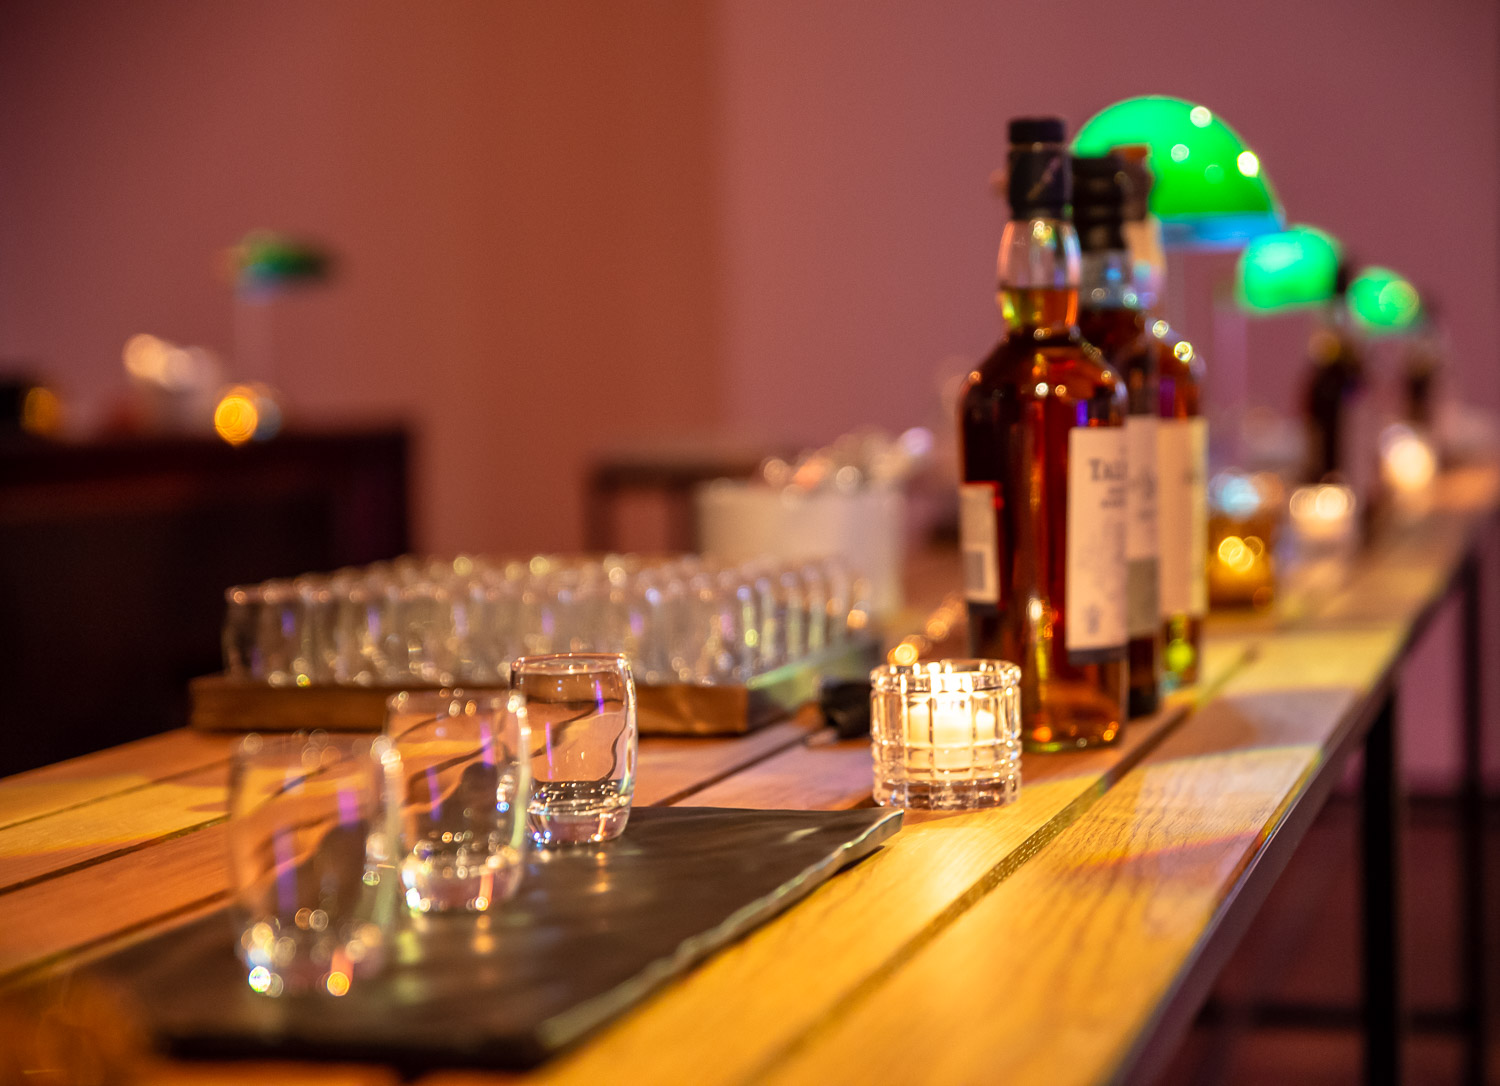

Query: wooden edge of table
[[0, 716, 823, 988], [755, 624, 1410, 1086], [2, 465, 1492, 1085], [0, 729, 239, 831]]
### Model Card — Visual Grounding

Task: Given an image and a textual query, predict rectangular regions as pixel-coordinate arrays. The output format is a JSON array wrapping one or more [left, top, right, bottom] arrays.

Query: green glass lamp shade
[[1236, 225, 1342, 314], [1074, 96, 1284, 249], [1347, 266, 1422, 334], [231, 230, 333, 292]]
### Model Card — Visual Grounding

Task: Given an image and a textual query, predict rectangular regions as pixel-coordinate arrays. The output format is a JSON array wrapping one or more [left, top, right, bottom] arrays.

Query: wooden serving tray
[[189, 637, 880, 737]]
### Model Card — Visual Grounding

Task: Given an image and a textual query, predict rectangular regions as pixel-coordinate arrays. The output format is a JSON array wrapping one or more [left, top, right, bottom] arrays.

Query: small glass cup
[[870, 659, 1022, 811], [223, 585, 264, 680], [510, 653, 637, 847], [226, 732, 399, 997], [384, 690, 531, 913]]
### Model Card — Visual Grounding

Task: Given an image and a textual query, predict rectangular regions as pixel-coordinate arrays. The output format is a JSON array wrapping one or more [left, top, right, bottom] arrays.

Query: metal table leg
[[1459, 553, 1487, 1086], [1362, 693, 1403, 1086]]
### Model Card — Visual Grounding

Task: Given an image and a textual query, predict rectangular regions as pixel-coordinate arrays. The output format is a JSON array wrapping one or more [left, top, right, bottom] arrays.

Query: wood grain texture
[[0, 729, 235, 830], [0, 717, 817, 898], [141, 1062, 400, 1086], [761, 626, 1409, 1086], [420, 705, 1218, 1086], [0, 763, 229, 892], [633, 716, 821, 806], [0, 824, 228, 982], [0, 465, 1491, 1084], [0, 718, 823, 984]]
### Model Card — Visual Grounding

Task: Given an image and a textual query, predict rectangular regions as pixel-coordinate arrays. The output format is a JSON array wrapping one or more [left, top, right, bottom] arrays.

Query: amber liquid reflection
[[960, 287, 1127, 751], [1155, 323, 1204, 688], [1078, 305, 1161, 718]]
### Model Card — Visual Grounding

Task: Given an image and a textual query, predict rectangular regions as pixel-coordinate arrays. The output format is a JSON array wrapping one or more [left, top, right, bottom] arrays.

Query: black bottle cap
[[1071, 154, 1127, 253], [1008, 117, 1066, 145], [1006, 116, 1069, 220]]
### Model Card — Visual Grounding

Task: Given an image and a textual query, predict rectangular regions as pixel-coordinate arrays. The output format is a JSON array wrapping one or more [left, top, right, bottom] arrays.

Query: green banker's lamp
[[1346, 266, 1422, 335], [1236, 225, 1343, 314], [1073, 96, 1284, 248]]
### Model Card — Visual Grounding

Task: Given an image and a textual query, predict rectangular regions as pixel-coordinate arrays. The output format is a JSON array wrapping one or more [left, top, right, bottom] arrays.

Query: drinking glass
[[257, 580, 310, 687], [384, 690, 531, 913], [510, 653, 637, 847], [223, 585, 264, 680], [227, 732, 399, 997], [295, 575, 338, 684], [798, 562, 829, 654]]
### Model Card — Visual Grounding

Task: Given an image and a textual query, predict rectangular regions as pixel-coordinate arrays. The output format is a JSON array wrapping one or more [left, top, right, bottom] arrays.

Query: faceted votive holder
[[870, 659, 1022, 811]]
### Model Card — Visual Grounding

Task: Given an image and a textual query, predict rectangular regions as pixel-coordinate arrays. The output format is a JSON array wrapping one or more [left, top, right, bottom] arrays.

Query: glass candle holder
[[870, 659, 1022, 811]]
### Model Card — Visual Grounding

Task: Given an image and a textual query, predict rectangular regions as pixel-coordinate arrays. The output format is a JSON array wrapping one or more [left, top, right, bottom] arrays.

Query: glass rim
[[385, 687, 520, 714], [869, 658, 1021, 693], [231, 730, 387, 765], [511, 652, 632, 677]]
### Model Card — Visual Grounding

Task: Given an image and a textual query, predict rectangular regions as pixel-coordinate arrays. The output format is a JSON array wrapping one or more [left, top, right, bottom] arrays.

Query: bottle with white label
[[1073, 153, 1161, 719], [1154, 322, 1207, 689], [957, 118, 1128, 752]]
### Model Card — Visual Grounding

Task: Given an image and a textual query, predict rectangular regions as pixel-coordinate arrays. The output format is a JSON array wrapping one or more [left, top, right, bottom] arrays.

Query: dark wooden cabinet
[[0, 429, 409, 774]]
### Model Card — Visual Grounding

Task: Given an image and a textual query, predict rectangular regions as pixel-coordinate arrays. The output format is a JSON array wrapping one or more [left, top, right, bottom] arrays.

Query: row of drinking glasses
[[231, 655, 638, 997], [223, 553, 869, 688]]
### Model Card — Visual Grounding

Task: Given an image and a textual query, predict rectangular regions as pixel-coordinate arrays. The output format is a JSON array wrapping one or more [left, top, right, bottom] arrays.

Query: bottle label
[[1125, 415, 1159, 638], [1066, 427, 1127, 659], [959, 482, 1000, 604], [1158, 417, 1209, 618]]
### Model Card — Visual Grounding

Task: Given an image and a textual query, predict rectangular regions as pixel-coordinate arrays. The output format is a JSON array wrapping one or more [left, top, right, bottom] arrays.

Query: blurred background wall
[[3, 0, 1498, 783], [3, 0, 1496, 554]]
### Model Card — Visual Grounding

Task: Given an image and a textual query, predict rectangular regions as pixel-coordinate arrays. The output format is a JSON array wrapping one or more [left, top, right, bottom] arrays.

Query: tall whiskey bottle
[[958, 118, 1128, 751], [1152, 313, 1207, 689], [1116, 149, 1207, 690], [1073, 154, 1160, 719], [1304, 280, 1372, 489]]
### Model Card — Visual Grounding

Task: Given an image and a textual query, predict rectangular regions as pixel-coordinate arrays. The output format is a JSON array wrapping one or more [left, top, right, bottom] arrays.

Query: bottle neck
[[996, 217, 1080, 332], [1078, 250, 1141, 313]]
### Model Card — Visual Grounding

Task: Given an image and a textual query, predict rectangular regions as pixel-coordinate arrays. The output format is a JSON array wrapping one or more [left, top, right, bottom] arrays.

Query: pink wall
[[5, 1, 1496, 549], [716, 0, 1500, 442], [0, 1, 724, 554]]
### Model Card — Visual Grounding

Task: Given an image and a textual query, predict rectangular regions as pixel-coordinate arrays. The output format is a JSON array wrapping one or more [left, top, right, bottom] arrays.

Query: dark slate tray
[[92, 805, 900, 1071]]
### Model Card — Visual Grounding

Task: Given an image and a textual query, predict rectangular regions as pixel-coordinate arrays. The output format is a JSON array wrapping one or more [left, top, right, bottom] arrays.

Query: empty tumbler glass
[[510, 653, 637, 847], [385, 690, 531, 913], [223, 585, 265, 680], [227, 732, 399, 997]]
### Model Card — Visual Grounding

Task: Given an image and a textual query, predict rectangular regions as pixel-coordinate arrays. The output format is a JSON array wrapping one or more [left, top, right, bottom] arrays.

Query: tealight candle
[[1289, 483, 1357, 545], [870, 659, 1021, 811]]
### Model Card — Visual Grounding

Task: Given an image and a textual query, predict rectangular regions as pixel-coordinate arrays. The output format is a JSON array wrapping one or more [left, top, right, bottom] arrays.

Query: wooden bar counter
[[1, 468, 1494, 1085]]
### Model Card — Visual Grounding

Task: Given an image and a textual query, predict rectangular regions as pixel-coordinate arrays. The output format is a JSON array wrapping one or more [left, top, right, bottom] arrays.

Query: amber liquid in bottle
[[1078, 303, 1160, 718], [960, 281, 1128, 751], [1151, 320, 1206, 689]]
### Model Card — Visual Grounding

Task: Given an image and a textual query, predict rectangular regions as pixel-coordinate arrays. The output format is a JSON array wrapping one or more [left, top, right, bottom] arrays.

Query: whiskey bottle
[[958, 118, 1128, 751], [1304, 280, 1372, 488], [1115, 148, 1207, 690], [1153, 316, 1208, 689], [1074, 154, 1161, 719]]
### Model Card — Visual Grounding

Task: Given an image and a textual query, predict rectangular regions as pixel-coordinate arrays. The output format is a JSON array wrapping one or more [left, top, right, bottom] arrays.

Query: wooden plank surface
[[0, 729, 236, 830], [0, 717, 821, 985], [760, 626, 1407, 1086], [0, 825, 229, 981], [0, 466, 1492, 1085], [419, 648, 1250, 1086]]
